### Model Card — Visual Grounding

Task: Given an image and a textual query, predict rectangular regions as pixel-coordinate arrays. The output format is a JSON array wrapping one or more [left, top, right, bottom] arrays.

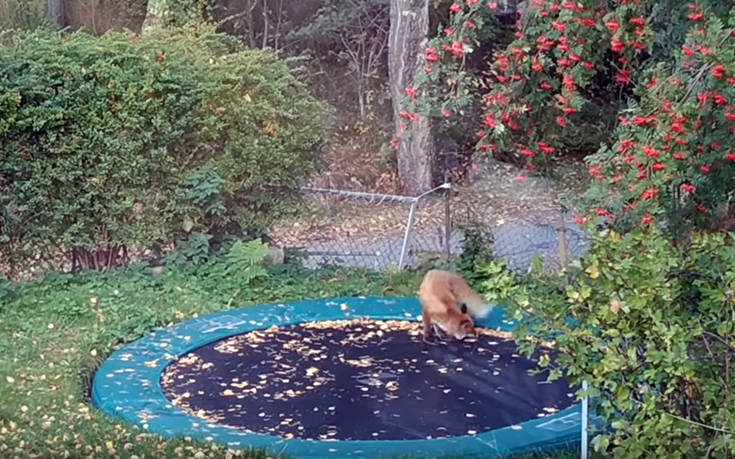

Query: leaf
[[610, 298, 622, 315], [182, 216, 194, 233], [585, 265, 600, 279]]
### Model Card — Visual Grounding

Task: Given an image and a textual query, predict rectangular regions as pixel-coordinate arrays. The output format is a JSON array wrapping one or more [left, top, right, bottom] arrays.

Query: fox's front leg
[[422, 318, 437, 344], [432, 323, 449, 341]]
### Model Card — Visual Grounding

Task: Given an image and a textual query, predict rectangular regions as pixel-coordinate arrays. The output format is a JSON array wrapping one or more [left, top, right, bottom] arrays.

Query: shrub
[[477, 228, 735, 457], [582, 3, 735, 235], [0, 25, 325, 272], [401, 0, 734, 187]]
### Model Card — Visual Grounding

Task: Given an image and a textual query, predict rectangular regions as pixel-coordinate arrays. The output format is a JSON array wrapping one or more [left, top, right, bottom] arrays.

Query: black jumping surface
[[161, 319, 576, 441]]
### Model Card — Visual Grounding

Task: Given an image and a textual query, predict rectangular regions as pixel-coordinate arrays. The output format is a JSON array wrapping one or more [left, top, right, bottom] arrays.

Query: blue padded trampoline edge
[[91, 296, 588, 458]]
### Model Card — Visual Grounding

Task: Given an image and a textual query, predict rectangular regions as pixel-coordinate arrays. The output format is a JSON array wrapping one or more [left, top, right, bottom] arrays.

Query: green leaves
[[475, 227, 735, 457], [0, 26, 326, 269], [224, 239, 269, 286]]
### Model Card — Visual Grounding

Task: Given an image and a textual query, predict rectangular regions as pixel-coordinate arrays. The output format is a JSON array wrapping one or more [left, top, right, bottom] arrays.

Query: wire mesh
[[271, 175, 591, 273], [489, 212, 590, 273], [268, 185, 458, 271]]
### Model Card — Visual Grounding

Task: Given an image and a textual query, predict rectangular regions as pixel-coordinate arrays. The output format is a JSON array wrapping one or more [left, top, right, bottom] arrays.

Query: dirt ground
[[269, 153, 590, 250]]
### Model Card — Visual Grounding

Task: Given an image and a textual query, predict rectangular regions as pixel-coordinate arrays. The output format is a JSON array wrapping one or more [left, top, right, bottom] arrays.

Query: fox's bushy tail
[[449, 272, 492, 318]]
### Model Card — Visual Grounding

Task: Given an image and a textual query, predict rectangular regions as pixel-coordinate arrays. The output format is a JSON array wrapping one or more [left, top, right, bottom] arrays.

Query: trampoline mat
[[161, 318, 576, 441]]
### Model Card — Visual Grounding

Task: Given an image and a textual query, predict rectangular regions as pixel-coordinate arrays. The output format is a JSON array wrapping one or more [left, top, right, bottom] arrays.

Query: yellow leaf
[[182, 216, 194, 233], [609, 298, 621, 315], [105, 440, 114, 451], [244, 93, 252, 103], [585, 265, 600, 279], [609, 231, 621, 243], [305, 367, 319, 376]]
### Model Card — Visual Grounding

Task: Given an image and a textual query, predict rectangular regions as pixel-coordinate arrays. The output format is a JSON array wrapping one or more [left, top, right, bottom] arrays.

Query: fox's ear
[[460, 303, 467, 314]]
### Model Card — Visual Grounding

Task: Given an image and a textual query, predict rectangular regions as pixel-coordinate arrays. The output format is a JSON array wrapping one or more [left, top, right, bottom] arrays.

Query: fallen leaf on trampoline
[[467, 429, 477, 435], [144, 360, 158, 368], [222, 389, 235, 396], [305, 367, 319, 376], [465, 413, 476, 418], [385, 381, 399, 391], [438, 367, 448, 374]]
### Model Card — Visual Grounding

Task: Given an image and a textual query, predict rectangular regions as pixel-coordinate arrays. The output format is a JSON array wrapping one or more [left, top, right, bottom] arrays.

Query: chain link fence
[[270, 184, 463, 271], [269, 179, 591, 273], [489, 210, 590, 273]]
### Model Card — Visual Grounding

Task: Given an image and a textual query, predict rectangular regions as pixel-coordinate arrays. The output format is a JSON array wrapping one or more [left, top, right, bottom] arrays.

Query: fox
[[418, 269, 492, 342]]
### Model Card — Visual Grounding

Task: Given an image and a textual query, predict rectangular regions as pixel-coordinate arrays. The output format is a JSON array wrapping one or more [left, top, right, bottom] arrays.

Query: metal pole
[[558, 208, 569, 268], [444, 176, 452, 261], [581, 380, 589, 459], [398, 200, 418, 269]]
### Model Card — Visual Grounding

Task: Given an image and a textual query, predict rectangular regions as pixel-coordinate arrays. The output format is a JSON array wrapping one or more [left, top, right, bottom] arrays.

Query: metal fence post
[[581, 379, 589, 459], [398, 200, 418, 269], [558, 206, 569, 268], [444, 178, 452, 261]]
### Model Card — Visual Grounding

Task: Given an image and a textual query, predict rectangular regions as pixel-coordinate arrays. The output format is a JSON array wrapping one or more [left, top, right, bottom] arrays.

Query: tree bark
[[389, 0, 435, 194], [45, 0, 66, 28], [141, 0, 165, 35]]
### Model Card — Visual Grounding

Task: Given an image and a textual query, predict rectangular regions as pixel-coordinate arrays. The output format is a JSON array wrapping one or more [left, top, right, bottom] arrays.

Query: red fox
[[418, 269, 492, 341]]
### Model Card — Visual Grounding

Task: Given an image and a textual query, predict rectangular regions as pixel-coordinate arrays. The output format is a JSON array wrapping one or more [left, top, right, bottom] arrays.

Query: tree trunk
[[45, 0, 66, 28], [389, 0, 435, 195], [141, 0, 165, 35]]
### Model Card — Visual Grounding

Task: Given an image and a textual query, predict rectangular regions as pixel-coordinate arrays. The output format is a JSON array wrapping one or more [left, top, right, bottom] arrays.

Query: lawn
[[0, 261, 420, 457], [0, 260, 578, 458]]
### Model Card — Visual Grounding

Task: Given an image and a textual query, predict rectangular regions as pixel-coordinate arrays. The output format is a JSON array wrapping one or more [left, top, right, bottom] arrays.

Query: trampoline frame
[[92, 296, 583, 458]]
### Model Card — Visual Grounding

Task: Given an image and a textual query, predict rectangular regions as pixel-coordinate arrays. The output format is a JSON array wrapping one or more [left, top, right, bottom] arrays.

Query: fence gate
[[277, 184, 462, 271]]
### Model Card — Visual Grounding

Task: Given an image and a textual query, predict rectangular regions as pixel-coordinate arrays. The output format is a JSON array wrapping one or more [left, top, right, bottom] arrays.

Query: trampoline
[[92, 297, 584, 458]]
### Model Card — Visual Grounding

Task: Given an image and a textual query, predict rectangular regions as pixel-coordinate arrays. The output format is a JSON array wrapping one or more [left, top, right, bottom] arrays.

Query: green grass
[[0, 261, 419, 457], [0, 260, 580, 458]]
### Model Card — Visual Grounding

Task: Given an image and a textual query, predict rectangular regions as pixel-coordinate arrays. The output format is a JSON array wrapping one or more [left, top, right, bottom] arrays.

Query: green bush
[[477, 228, 735, 457], [0, 25, 325, 271]]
